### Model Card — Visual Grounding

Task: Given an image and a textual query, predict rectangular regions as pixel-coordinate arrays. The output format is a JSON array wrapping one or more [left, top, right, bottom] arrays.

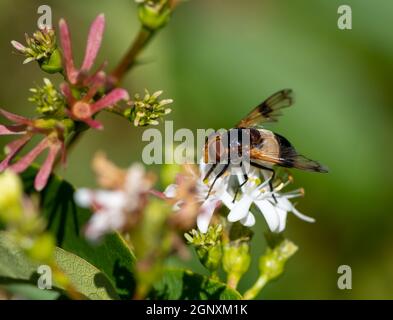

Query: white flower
[[166, 160, 316, 234], [123, 163, 152, 211], [165, 159, 315, 234], [165, 162, 230, 233], [165, 162, 255, 233], [75, 189, 127, 241], [75, 163, 153, 242], [227, 170, 315, 233], [195, 163, 267, 232]]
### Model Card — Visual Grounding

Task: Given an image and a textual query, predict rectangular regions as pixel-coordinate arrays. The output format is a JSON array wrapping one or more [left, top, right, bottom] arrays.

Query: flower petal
[[84, 208, 125, 242], [84, 211, 110, 242], [59, 18, 78, 83], [276, 207, 288, 233], [11, 40, 26, 52], [197, 198, 219, 233], [81, 14, 105, 71], [240, 212, 256, 227], [83, 71, 106, 102], [83, 61, 108, 87], [94, 190, 126, 208], [276, 197, 293, 211], [60, 83, 76, 106], [291, 206, 316, 223], [0, 108, 32, 125], [74, 188, 93, 208], [23, 57, 35, 64], [219, 191, 236, 210], [164, 184, 178, 198], [0, 124, 26, 135], [0, 135, 32, 171], [227, 194, 253, 222], [35, 143, 61, 191], [278, 197, 315, 223], [254, 200, 279, 232], [10, 138, 49, 173], [90, 88, 129, 114]]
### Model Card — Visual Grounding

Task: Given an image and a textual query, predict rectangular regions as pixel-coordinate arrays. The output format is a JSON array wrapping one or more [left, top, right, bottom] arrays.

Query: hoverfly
[[203, 89, 328, 200]]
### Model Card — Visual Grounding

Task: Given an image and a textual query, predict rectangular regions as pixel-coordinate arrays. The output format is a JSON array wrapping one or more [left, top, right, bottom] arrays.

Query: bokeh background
[[1, 0, 393, 299]]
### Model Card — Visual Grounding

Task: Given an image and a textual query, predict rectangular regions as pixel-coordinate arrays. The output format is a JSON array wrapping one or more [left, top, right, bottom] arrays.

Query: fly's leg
[[232, 161, 249, 203], [250, 162, 277, 203], [205, 163, 230, 200], [203, 162, 218, 183]]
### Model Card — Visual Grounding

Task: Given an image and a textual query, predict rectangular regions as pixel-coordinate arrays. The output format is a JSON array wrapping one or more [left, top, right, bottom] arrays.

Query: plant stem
[[242, 275, 268, 300], [110, 0, 182, 84], [227, 273, 241, 290], [53, 127, 87, 170], [66, 129, 85, 153], [110, 27, 155, 85]]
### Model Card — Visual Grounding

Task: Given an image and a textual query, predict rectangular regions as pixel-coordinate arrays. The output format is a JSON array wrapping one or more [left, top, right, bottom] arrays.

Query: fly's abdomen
[[274, 132, 328, 172]]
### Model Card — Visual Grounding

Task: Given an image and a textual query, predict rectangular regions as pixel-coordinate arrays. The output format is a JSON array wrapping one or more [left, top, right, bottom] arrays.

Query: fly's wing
[[236, 89, 294, 128], [250, 148, 328, 173]]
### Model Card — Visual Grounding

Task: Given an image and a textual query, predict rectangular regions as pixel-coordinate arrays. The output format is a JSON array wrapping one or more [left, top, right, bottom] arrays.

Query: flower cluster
[[0, 109, 68, 191], [0, 170, 55, 262], [125, 89, 172, 126], [2, 14, 176, 191], [58, 14, 130, 129], [1, 14, 154, 191], [0, 170, 82, 299], [226, 169, 315, 233], [29, 78, 66, 116], [165, 161, 315, 234], [185, 225, 223, 273], [74, 153, 156, 242], [11, 28, 57, 65], [59, 14, 106, 86]]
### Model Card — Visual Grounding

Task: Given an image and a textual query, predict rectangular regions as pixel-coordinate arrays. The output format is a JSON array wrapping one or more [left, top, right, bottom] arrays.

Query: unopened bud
[[185, 225, 223, 273], [223, 242, 251, 289], [137, 1, 171, 31], [26, 233, 55, 262], [259, 239, 298, 281], [29, 78, 66, 116], [125, 89, 173, 127], [0, 171, 23, 224], [11, 29, 62, 74]]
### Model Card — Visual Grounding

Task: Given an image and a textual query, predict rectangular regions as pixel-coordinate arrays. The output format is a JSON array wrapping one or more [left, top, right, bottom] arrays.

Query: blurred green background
[[1, 0, 393, 299]]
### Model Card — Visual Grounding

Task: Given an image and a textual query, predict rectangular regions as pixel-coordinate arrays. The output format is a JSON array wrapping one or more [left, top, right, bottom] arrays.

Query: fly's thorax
[[204, 128, 254, 167]]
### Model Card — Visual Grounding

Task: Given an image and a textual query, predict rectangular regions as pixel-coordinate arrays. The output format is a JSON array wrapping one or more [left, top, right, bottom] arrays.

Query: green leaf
[[149, 269, 242, 300], [20, 166, 136, 299], [0, 231, 119, 299], [2, 283, 61, 300], [54, 247, 119, 299], [0, 232, 38, 281]]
